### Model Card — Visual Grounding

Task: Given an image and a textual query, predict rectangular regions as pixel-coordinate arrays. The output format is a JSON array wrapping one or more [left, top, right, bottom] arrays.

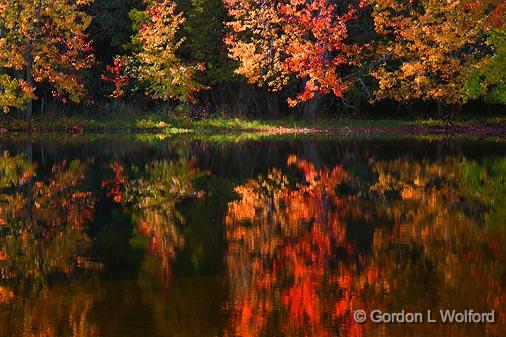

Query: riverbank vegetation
[[1, 111, 505, 139], [0, 0, 505, 122]]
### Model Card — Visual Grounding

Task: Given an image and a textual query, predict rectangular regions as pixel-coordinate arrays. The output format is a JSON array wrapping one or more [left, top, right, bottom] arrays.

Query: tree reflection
[[0, 280, 102, 337], [0, 143, 505, 337], [0, 151, 100, 337], [225, 154, 506, 337], [118, 160, 205, 288], [1, 153, 207, 336], [0, 153, 96, 291], [368, 156, 506, 336], [225, 155, 375, 337]]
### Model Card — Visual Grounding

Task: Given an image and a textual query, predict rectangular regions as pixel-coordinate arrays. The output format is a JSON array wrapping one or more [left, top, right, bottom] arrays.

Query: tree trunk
[[437, 101, 444, 118], [39, 93, 46, 117], [265, 91, 279, 119], [26, 66, 33, 123], [352, 95, 363, 117], [25, 42, 34, 124], [25, 0, 42, 124], [303, 94, 322, 119]]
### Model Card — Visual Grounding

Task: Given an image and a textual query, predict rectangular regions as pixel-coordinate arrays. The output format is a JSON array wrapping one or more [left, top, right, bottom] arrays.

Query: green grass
[[0, 112, 505, 135]]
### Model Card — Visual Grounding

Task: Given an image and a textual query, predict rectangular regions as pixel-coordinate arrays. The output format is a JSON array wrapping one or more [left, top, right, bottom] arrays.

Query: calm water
[[0, 136, 505, 337]]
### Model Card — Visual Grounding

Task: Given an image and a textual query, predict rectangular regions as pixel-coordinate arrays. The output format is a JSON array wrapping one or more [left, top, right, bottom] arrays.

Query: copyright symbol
[[353, 310, 367, 323]]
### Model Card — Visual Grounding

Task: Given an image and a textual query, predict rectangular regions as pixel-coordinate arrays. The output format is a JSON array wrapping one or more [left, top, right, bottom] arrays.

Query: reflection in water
[[119, 160, 205, 288], [0, 280, 102, 337], [0, 151, 99, 336], [225, 156, 376, 337], [225, 154, 506, 337], [0, 139, 504, 337], [367, 157, 506, 336], [0, 153, 96, 286]]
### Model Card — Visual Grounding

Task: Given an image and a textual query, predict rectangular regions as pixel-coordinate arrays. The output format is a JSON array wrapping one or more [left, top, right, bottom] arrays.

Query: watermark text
[[353, 309, 495, 324]]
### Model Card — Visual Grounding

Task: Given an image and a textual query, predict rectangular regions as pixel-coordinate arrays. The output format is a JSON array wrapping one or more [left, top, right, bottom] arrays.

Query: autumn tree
[[281, 0, 359, 106], [463, 4, 506, 104], [371, 0, 502, 106], [0, 0, 95, 118], [224, 0, 360, 107], [224, 0, 291, 91], [125, 0, 205, 103]]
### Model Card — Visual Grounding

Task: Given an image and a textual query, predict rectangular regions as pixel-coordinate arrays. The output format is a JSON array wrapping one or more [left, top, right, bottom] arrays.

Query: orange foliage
[[101, 57, 130, 99], [101, 162, 128, 203], [224, 0, 359, 106], [225, 155, 379, 337], [281, 1, 358, 106], [371, 0, 503, 103], [0, 286, 14, 303], [0, 0, 94, 111]]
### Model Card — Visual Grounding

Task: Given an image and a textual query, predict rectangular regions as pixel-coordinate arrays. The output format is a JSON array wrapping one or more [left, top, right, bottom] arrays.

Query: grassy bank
[[1, 113, 505, 136]]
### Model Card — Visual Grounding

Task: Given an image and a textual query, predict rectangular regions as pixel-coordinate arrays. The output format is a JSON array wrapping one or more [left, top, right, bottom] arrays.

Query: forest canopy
[[0, 0, 505, 117]]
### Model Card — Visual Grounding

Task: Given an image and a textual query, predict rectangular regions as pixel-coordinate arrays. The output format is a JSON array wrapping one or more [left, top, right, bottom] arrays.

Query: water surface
[[0, 136, 505, 337]]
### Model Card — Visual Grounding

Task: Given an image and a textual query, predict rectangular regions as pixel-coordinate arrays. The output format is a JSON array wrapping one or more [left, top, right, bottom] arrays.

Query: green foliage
[[126, 0, 205, 103], [90, 0, 144, 51], [0, 151, 33, 188], [463, 29, 506, 104], [128, 6, 150, 32], [178, 0, 235, 85], [0, 76, 31, 113], [125, 159, 204, 205], [462, 157, 506, 229]]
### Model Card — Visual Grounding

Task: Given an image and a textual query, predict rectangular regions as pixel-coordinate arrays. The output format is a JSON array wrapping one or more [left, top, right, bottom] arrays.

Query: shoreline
[[1, 116, 505, 137]]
